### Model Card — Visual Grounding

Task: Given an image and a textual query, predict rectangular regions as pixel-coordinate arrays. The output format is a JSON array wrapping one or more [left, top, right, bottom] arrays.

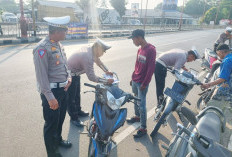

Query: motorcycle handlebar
[[84, 83, 96, 89], [177, 123, 193, 137], [129, 94, 141, 101]]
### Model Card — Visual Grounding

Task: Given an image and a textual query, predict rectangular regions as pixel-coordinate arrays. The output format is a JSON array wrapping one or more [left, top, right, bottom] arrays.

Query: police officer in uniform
[[67, 38, 114, 127], [33, 16, 72, 157]]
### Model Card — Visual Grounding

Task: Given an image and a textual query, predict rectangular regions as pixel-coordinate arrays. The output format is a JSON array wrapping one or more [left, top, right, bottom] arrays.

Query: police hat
[[128, 29, 145, 39], [95, 38, 111, 51], [43, 16, 70, 29]]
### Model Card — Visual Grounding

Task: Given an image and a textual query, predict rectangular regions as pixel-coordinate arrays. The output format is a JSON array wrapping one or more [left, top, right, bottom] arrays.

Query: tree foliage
[[0, 0, 18, 13], [75, 0, 90, 10], [110, 0, 126, 18], [202, 0, 232, 24], [183, 0, 211, 18]]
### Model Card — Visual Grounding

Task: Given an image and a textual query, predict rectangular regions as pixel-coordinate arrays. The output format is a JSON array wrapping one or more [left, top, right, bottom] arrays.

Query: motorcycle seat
[[196, 112, 221, 142]]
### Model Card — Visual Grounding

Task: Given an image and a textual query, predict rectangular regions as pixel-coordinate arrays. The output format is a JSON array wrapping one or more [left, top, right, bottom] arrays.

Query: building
[[35, 0, 83, 22], [123, 9, 194, 25]]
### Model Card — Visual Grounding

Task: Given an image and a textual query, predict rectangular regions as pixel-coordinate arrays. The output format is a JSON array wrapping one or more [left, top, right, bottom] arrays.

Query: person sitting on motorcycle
[[202, 44, 232, 103], [67, 38, 114, 127], [155, 49, 200, 107], [214, 27, 232, 52]]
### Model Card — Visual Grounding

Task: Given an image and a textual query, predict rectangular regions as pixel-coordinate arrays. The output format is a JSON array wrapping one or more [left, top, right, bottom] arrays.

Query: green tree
[[0, 0, 18, 13], [202, 0, 232, 24], [202, 7, 217, 24], [110, 0, 126, 18], [75, 0, 90, 10], [184, 0, 211, 18]]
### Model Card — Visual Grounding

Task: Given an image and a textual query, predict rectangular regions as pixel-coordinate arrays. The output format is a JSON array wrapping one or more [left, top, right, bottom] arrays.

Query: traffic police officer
[[67, 38, 114, 127], [33, 16, 72, 157]]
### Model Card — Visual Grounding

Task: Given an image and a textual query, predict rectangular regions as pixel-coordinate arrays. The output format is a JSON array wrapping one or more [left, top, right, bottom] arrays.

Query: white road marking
[[112, 70, 207, 149], [112, 107, 156, 149]]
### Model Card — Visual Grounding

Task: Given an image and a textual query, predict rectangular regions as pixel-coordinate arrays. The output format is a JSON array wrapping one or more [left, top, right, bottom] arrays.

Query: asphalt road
[[0, 29, 224, 157]]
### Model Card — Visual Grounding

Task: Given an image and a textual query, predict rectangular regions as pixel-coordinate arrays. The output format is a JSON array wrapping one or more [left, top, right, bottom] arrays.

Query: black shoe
[[126, 116, 140, 123], [133, 128, 147, 138], [71, 119, 85, 127], [78, 110, 89, 117], [59, 139, 72, 148]]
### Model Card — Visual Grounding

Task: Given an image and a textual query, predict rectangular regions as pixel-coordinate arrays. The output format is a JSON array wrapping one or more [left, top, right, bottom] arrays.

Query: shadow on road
[[0, 44, 32, 64], [60, 123, 84, 157]]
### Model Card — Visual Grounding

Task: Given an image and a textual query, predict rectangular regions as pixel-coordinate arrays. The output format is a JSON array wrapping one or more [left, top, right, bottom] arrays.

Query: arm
[[33, 47, 58, 110], [141, 48, 156, 89], [95, 57, 109, 72], [33, 47, 55, 101], [201, 78, 225, 89]]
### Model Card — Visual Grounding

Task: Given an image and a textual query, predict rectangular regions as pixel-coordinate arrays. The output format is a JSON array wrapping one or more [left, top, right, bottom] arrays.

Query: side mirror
[[181, 106, 198, 125]]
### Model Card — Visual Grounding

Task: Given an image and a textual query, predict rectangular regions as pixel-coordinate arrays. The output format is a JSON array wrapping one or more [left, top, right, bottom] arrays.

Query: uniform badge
[[56, 54, 60, 59], [51, 47, 56, 51], [56, 61, 60, 65], [38, 49, 46, 58]]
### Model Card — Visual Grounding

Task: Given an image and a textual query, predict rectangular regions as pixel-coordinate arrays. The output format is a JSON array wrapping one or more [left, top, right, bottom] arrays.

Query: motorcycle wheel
[[88, 138, 97, 157], [88, 138, 109, 157], [150, 113, 167, 137]]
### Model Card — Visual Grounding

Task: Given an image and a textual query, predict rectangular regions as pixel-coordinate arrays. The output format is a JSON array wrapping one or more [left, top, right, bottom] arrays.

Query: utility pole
[[143, 0, 148, 30], [214, 0, 221, 25], [19, 0, 28, 40], [32, 0, 36, 37], [178, 0, 185, 31]]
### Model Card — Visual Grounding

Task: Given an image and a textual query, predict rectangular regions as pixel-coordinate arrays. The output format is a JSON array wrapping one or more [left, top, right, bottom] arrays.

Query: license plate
[[164, 88, 184, 103]]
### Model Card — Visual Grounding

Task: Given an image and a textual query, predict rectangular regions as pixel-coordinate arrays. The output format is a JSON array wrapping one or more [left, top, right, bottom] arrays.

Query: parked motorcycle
[[84, 74, 140, 157], [150, 68, 201, 137], [201, 48, 217, 72], [197, 67, 220, 111], [162, 106, 231, 157]]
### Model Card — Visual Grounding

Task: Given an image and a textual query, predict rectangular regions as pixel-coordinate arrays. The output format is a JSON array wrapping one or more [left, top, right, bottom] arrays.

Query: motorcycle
[[150, 68, 202, 137], [84, 74, 140, 157], [201, 48, 218, 72], [162, 106, 231, 157], [197, 67, 220, 111]]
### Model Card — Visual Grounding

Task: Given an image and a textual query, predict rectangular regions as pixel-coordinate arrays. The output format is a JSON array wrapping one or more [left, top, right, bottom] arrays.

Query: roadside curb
[[0, 28, 201, 46]]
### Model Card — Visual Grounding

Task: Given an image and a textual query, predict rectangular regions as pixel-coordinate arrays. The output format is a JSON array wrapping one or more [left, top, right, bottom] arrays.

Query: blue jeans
[[132, 81, 149, 129]]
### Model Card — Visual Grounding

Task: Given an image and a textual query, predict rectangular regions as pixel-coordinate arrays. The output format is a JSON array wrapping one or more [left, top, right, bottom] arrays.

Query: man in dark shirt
[[127, 29, 156, 138]]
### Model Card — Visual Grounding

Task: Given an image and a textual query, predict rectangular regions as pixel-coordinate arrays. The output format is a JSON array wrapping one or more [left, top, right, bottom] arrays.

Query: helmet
[[192, 49, 200, 59], [226, 27, 232, 33]]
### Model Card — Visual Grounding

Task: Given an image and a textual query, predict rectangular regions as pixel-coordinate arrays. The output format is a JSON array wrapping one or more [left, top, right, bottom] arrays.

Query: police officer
[[33, 16, 72, 157], [67, 38, 114, 127]]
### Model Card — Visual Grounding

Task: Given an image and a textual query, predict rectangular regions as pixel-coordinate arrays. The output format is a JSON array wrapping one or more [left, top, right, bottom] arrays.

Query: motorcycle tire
[[150, 113, 167, 137], [88, 138, 109, 157], [88, 138, 97, 157]]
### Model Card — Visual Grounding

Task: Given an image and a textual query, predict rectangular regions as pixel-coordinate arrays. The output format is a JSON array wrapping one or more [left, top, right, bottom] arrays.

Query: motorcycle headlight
[[107, 91, 126, 110]]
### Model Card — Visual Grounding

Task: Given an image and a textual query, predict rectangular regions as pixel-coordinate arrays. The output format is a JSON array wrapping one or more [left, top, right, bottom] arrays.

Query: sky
[[16, 0, 184, 9]]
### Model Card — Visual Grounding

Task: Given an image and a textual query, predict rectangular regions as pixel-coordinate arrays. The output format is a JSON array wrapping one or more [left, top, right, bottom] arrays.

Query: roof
[[37, 0, 83, 13], [124, 9, 193, 20]]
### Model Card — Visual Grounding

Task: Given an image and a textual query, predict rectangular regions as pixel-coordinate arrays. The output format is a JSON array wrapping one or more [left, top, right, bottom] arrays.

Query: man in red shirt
[[127, 29, 156, 138]]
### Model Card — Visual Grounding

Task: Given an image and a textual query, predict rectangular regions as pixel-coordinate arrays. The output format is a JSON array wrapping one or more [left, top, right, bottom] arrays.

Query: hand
[[105, 71, 113, 76], [107, 79, 114, 84], [201, 83, 210, 89], [140, 85, 146, 91], [48, 99, 59, 110], [130, 80, 132, 86], [64, 78, 72, 92]]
